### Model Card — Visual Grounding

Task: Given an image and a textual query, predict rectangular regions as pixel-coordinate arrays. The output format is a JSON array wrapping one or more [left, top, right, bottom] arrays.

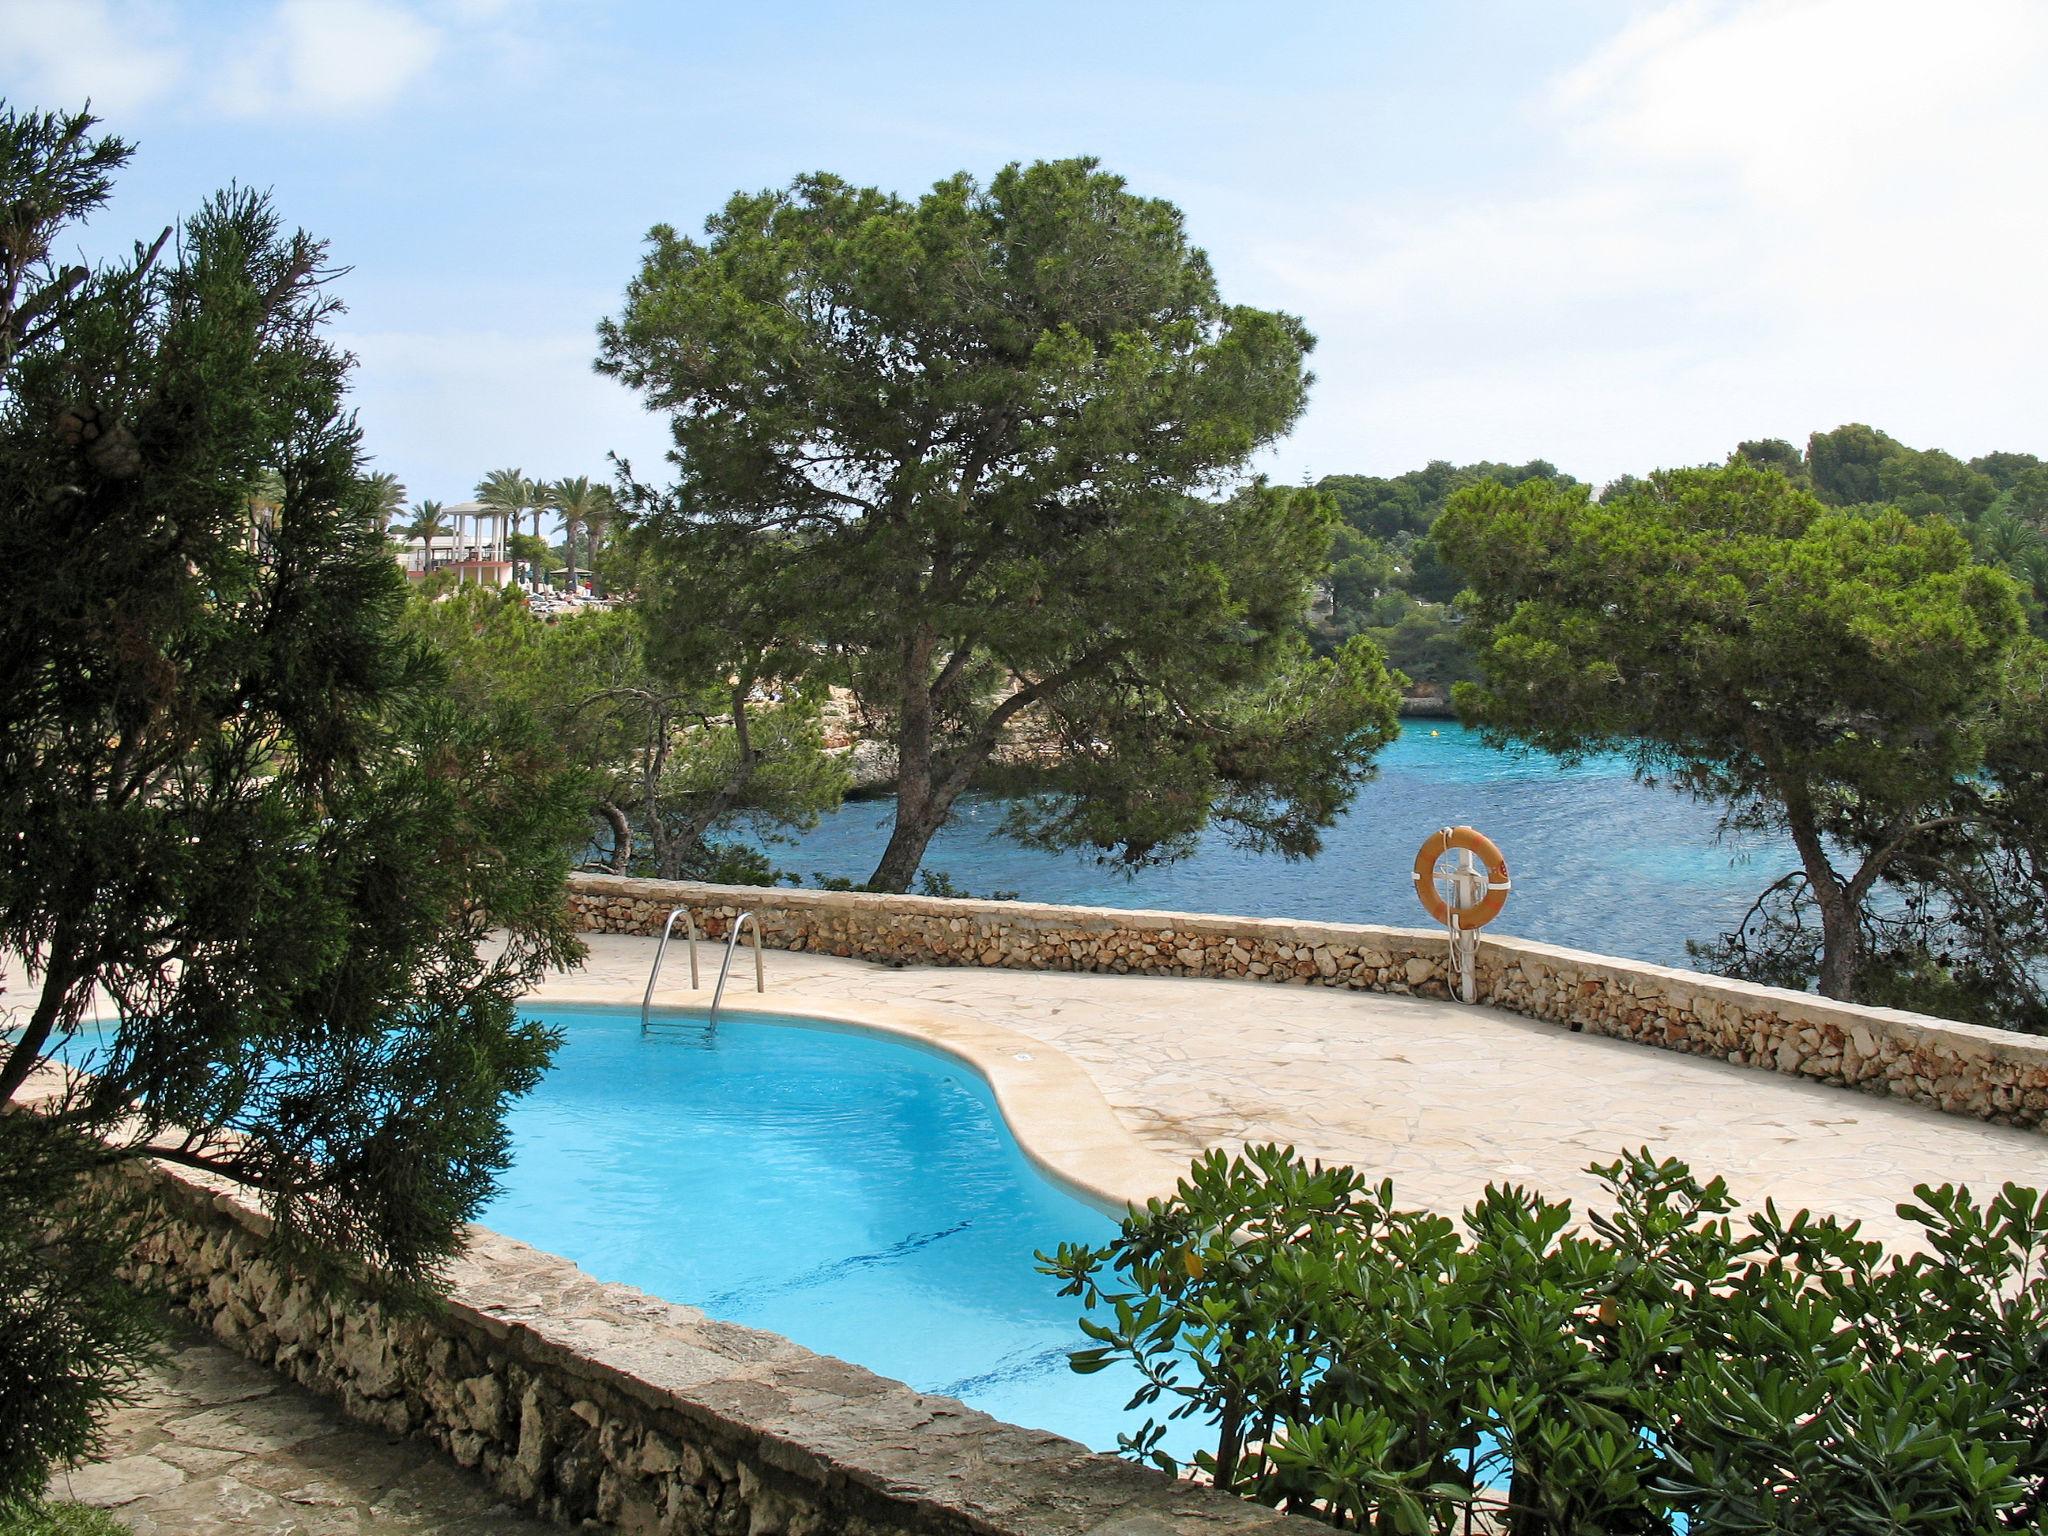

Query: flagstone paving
[[545, 932, 2048, 1253], [47, 1326, 550, 1535]]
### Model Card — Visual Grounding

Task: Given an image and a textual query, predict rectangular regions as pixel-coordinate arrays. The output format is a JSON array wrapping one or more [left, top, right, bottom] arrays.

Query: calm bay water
[[770, 722, 1797, 969]]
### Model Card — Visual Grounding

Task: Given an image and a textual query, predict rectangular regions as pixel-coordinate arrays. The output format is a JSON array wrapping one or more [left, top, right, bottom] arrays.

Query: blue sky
[[6, 0, 2045, 510]]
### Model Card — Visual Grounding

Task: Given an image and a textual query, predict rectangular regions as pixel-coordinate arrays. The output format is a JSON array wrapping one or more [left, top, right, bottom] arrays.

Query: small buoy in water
[[1430, 729, 1439, 736]]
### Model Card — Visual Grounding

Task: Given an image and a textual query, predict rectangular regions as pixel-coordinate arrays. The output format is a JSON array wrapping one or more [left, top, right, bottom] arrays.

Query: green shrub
[[0, 1501, 131, 1536], [1040, 1146, 2047, 1533]]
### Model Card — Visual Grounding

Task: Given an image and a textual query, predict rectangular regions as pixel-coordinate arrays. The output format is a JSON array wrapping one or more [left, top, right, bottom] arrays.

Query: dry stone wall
[[568, 874, 2048, 1132], [128, 1159, 1311, 1536]]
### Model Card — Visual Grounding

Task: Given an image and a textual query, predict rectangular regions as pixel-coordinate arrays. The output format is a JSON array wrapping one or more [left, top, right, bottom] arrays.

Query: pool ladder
[[640, 907, 764, 1029]]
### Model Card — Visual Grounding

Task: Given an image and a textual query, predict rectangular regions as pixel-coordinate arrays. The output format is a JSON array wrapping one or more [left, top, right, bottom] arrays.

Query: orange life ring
[[1412, 826, 1511, 929]]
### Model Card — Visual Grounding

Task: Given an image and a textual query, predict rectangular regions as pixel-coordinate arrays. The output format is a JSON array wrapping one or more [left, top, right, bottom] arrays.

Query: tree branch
[[1845, 814, 1969, 908]]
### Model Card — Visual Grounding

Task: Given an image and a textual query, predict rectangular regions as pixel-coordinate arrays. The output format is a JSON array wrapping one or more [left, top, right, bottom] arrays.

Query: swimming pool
[[482, 1004, 1173, 1454]]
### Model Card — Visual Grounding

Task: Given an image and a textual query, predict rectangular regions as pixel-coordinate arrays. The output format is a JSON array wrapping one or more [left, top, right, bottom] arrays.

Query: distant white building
[[392, 501, 517, 587]]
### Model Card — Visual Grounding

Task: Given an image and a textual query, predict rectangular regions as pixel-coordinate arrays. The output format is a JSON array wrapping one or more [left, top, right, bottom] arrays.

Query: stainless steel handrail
[[640, 906, 701, 1028], [708, 910, 765, 1026]]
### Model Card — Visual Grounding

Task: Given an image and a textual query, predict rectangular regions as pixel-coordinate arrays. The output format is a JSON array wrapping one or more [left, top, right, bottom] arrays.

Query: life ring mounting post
[[1411, 826, 1511, 1003]]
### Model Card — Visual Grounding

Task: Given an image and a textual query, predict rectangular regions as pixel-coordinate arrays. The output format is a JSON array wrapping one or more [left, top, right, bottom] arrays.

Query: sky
[[4, 0, 2045, 507]]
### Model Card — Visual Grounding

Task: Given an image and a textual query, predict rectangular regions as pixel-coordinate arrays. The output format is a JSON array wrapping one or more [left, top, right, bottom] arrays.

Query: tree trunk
[[868, 631, 947, 892], [597, 800, 632, 875], [865, 637, 1054, 893], [1781, 781, 1862, 1001], [0, 932, 82, 1102], [870, 784, 957, 893], [564, 520, 579, 596], [640, 703, 671, 877], [1813, 884, 1862, 1000]]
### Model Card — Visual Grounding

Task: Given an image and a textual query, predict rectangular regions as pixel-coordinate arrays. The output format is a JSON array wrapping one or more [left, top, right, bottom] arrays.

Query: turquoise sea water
[[770, 721, 1797, 968], [482, 1006, 1187, 1455]]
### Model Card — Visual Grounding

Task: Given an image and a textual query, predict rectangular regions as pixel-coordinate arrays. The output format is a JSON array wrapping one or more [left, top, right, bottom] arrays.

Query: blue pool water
[[481, 1006, 1177, 1455], [770, 721, 1798, 968]]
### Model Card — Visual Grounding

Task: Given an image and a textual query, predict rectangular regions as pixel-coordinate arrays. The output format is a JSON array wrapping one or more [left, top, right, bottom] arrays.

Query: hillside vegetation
[[1310, 428, 2048, 690]]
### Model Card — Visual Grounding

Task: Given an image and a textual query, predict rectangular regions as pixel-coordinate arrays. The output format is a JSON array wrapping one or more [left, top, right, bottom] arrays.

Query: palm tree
[[474, 467, 535, 587], [362, 470, 408, 526], [1975, 501, 2042, 573], [548, 476, 605, 596], [404, 498, 449, 577], [2021, 545, 2048, 607]]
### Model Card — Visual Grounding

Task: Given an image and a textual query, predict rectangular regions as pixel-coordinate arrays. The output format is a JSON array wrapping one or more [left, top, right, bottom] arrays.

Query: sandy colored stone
[[60, 1454, 187, 1507], [50, 1327, 556, 1536]]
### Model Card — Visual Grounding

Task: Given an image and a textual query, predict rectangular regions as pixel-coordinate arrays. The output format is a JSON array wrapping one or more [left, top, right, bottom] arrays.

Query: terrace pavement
[[46, 1323, 550, 1535], [541, 932, 2048, 1253]]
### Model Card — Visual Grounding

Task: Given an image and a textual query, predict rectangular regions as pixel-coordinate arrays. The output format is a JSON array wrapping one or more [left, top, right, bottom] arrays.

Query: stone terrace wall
[[567, 874, 2048, 1132], [129, 1159, 1310, 1536]]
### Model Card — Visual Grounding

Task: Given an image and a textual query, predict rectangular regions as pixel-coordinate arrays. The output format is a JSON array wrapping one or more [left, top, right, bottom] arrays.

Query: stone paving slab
[[47, 1327, 553, 1535], [541, 933, 2048, 1254]]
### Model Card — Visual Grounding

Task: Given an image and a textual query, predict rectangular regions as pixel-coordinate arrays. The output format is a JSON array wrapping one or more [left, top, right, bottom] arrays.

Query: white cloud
[[210, 0, 443, 119], [1260, 0, 2048, 483], [1, 0, 451, 122], [0, 0, 186, 116]]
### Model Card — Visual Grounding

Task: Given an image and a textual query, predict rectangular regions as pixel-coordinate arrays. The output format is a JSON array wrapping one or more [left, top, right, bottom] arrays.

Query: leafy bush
[[1040, 1145, 2047, 1533]]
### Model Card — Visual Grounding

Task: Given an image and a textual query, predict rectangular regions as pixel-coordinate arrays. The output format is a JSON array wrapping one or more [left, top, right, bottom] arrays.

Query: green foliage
[[473, 467, 547, 585], [0, 1119, 155, 1506], [1436, 463, 2039, 1012], [1044, 1145, 2048, 1533], [1361, 601, 1479, 691], [1307, 461, 1577, 687], [1878, 446, 1998, 524], [1806, 423, 1899, 505], [0, 102, 586, 1495], [401, 586, 848, 880], [600, 158, 1399, 891], [1971, 451, 2045, 492], [0, 1501, 131, 1536], [401, 496, 449, 575], [1688, 632, 2048, 1031], [1731, 437, 1809, 485], [912, 870, 1020, 900], [1317, 460, 1571, 542], [360, 470, 406, 522], [506, 528, 551, 568], [1789, 426, 2044, 621]]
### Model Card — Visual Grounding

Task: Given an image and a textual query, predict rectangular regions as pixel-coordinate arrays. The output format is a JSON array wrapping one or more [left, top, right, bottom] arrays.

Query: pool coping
[[524, 989, 1188, 1215]]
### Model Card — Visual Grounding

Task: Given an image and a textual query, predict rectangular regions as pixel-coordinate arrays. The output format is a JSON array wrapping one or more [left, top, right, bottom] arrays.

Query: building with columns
[[392, 501, 518, 587]]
